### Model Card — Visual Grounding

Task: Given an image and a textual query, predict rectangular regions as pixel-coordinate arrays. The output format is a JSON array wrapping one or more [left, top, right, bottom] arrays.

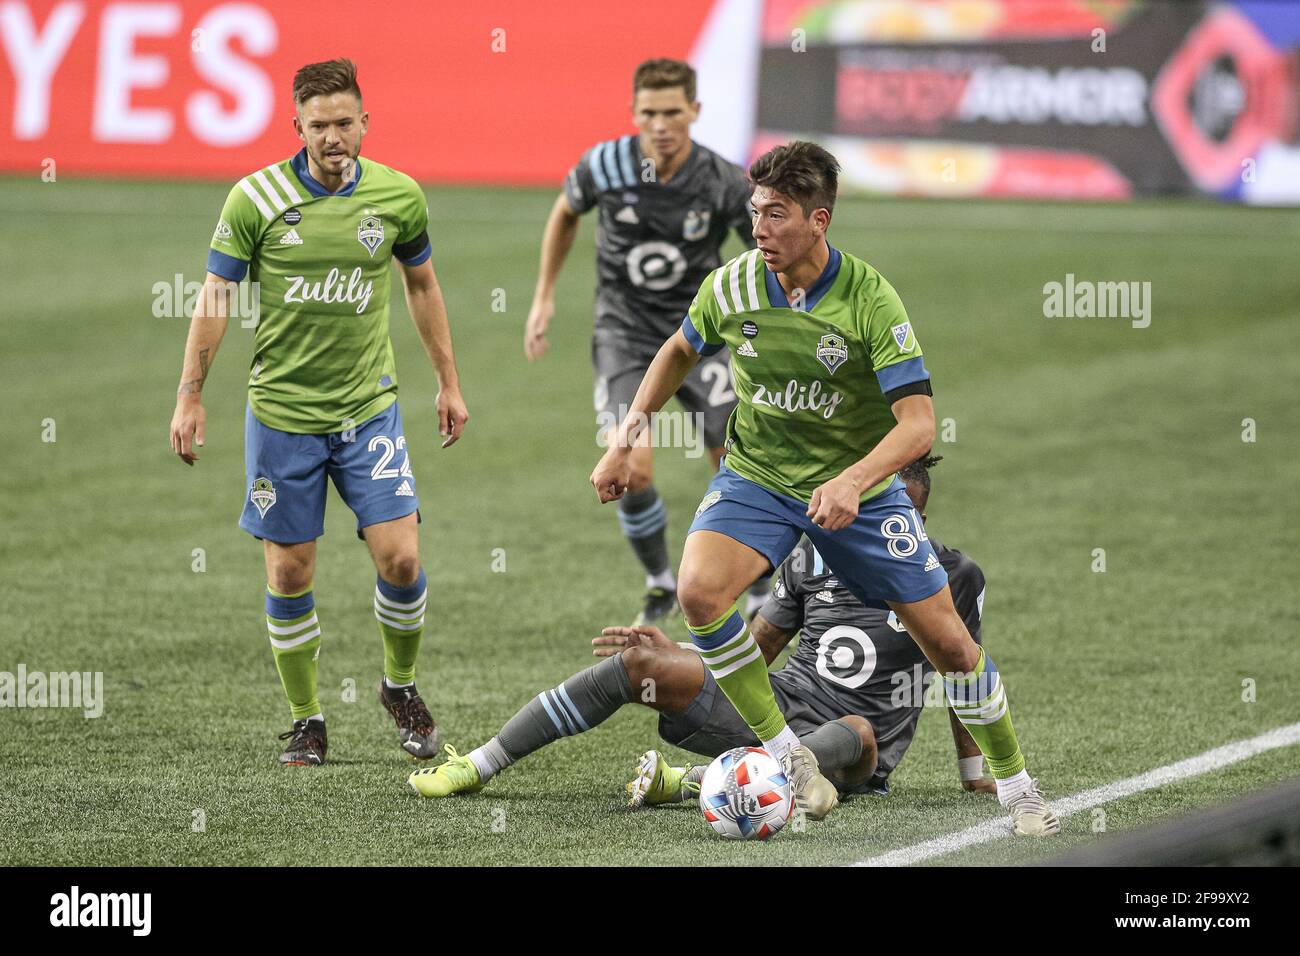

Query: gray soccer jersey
[[565, 135, 754, 350], [761, 537, 986, 790]]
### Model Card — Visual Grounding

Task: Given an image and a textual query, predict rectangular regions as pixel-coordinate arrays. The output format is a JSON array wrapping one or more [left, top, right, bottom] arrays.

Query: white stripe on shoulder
[[728, 255, 745, 313], [712, 266, 731, 317], [237, 177, 274, 220], [250, 169, 286, 212], [744, 248, 761, 311], [268, 164, 304, 205]]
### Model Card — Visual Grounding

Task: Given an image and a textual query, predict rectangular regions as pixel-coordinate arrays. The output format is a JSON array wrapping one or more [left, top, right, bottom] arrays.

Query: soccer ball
[[699, 746, 794, 840]]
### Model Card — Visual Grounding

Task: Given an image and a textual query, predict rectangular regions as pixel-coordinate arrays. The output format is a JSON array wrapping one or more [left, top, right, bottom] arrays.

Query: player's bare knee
[[619, 644, 657, 686], [379, 552, 421, 588], [836, 716, 878, 781], [677, 577, 730, 628], [266, 551, 313, 595], [267, 567, 312, 595]]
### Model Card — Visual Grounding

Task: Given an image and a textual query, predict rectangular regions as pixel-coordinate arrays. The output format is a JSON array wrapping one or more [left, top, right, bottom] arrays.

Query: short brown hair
[[633, 58, 696, 101], [293, 58, 362, 108], [748, 141, 840, 216]]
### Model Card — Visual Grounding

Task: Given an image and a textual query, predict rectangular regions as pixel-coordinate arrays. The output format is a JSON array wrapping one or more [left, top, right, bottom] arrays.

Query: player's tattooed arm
[[170, 272, 233, 465], [751, 614, 796, 665], [178, 348, 210, 395]]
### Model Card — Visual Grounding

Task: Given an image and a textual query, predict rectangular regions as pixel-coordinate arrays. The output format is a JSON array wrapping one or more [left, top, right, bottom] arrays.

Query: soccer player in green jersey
[[168, 59, 469, 767], [590, 141, 1059, 835]]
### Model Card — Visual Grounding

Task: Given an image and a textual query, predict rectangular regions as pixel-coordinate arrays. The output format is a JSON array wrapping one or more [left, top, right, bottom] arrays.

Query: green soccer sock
[[374, 569, 427, 685], [266, 585, 322, 721], [688, 603, 789, 746], [944, 646, 1026, 778]]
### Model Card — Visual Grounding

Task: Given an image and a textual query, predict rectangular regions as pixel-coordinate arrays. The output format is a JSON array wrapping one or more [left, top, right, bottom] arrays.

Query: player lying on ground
[[409, 458, 997, 809], [524, 58, 769, 626], [168, 59, 469, 767], [588, 140, 1059, 835]]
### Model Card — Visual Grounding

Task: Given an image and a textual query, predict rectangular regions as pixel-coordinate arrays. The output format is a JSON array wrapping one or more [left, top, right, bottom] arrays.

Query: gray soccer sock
[[618, 487, 670, 579], [470, 656, 635, 780], [799, 719, 864, 773]]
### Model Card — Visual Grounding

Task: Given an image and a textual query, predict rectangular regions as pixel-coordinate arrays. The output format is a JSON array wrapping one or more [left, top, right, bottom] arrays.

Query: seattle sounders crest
[[357, 216, 385, 257], [815, 333, 848, 375]]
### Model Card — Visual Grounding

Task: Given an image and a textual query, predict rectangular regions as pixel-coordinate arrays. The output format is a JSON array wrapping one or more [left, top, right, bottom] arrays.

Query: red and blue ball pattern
[[699, 746, 794, 840]]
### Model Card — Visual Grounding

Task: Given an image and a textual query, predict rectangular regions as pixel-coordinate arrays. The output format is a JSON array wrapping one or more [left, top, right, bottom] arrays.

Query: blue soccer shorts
[[688, 464, 947, 609], [240, 401, 420, 545]]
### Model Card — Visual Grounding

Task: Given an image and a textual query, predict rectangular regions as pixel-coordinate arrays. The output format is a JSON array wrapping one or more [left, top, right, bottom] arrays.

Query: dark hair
[[899, 454, 943, 506], [293, 58, 362, 108], [748, 140, 840, 216], [633, 58, 697, 101]]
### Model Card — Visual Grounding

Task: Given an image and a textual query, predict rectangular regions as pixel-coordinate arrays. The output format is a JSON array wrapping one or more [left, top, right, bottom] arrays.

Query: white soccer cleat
[[1005, 779, 1061, 836], [781, 745, 838, 821]]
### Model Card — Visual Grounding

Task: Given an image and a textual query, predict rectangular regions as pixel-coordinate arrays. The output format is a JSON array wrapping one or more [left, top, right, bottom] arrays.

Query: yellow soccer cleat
[[407, 745, 485, 798], [626, 749, 699, 809]]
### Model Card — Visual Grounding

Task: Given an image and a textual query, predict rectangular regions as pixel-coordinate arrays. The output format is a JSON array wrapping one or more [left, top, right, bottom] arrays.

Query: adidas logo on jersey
[[924, 553, 941, 572], [615, 206, 639, 225], [815, 589, 834, 603], [737, 340, 758, 358], [395, 480, 414, 498], [279, 229, 303, 245]]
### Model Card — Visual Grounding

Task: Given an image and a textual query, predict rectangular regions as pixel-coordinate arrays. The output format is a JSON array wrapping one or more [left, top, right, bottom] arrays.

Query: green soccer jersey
[[682, 244, 930, 503], [207, 149, 432, 434]]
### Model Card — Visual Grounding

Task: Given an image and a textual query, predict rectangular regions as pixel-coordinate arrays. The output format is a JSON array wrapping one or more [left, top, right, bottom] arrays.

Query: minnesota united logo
[[815, 333, 848, 375], [682, 209, 710, 242], [250, 477, 277, 518], [357, 215, 385, 257]]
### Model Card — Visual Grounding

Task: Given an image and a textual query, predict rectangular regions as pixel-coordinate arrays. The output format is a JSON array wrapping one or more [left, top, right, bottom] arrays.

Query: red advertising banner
[[0, 0, 716, 183]]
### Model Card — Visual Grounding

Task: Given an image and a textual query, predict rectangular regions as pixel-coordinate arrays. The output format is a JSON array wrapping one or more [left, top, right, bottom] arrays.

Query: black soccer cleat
[[278, 718, 328, 767], [632, 587, 679, 627], [378, 680, 441, 759]]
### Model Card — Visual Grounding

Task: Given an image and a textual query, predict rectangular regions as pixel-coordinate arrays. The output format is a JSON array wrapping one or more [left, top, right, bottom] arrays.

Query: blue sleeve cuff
[[681, 316, 724, 357], [876, 355, 929, 394], [396, 239, 432, 267], [207, 248, 248, 281]]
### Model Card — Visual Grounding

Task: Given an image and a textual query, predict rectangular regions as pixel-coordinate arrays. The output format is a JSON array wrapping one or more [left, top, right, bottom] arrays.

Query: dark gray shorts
[[657, 669, 823, 759], [592, 337, 735, 450], [657, 669, 885, 795]]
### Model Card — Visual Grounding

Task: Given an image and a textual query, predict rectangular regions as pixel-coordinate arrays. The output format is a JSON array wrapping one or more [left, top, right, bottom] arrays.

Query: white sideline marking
[[855, 721, 1300, 867]]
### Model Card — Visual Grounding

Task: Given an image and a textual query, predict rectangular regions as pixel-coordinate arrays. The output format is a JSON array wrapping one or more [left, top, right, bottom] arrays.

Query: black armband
[[884, 379, 933, 405], [392, 230, 430, 262]]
